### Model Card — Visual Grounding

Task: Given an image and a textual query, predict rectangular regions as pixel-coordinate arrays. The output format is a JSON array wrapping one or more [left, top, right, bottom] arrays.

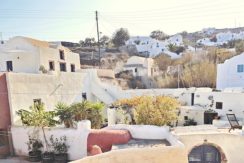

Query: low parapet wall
[[71, 146, 188, 163], [105, 124, 184, 146], [11, 121, 91, 160], [11, 121, 184, 161]]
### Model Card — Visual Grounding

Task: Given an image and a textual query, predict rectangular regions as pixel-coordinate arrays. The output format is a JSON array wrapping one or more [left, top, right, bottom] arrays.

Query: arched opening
[[189, 144, 221, 163]]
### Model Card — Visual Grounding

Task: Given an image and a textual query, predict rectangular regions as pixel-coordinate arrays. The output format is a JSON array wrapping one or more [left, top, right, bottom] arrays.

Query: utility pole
[[177, 65, 180, 88], [95, 11, 101, 68], [194, 34, 197, 52]]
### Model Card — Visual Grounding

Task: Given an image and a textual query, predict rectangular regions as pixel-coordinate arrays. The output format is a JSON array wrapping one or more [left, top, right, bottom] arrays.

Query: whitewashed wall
[[0, 37, 39, 73], [0, 51, 39, 73], [6, 72, 87, 125], [217, 53, 244, 90], [0, 36, 80, 74], [11, 121, 91, 160], [39, 47, 80, 73], [195, 91, 244, 120], [105, 124, 183, 146], [177, 106, 205, 126]]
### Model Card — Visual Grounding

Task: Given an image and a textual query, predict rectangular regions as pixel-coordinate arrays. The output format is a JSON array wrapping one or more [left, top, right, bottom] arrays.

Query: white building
[[197, 31, 244, 46], [217, 53, 244, 90], [0, 36, 80, 73], [197, 38, 216, 46], [202, 27, 216, 35], [166, 34, 183, 46], [125, 35, 182, 58], [123, 56, 159, 77]]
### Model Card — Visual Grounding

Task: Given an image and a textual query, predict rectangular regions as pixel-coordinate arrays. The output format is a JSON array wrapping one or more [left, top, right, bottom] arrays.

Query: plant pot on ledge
[[29, 150, 42, 162], [42, 152, 54, 163], [54, 153, 68, 163], [50, 135, 69, 163]]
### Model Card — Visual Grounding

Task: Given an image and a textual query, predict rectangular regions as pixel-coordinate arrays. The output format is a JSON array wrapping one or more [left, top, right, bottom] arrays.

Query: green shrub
[[55, 103, 74, 128], [50, 135, 69, 154], [17, 103, 58, 151], [71, 101, 105, 129], [17, 103, 57, 127]]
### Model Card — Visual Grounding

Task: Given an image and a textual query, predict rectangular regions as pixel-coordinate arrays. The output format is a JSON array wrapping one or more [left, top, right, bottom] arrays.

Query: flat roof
[[112, 139, 170, 150]]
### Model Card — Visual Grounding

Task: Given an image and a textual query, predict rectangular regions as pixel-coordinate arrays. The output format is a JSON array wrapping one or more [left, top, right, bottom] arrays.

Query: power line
[[100, 1, 244, 15]]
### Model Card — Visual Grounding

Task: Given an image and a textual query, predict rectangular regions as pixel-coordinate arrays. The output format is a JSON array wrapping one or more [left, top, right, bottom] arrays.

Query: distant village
[[1, 27, 244, 162]]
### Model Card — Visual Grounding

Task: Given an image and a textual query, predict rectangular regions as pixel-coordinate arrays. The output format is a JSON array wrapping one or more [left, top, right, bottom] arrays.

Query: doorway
[[204, 111, 218, 124]]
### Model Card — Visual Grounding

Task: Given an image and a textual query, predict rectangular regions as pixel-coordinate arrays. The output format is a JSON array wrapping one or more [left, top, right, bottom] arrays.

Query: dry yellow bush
[[114, 96, 179, 126]]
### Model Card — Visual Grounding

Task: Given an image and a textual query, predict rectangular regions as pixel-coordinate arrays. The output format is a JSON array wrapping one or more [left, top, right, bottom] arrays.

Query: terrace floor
[[172, 125, 243, 136], [0, 157, 30, 163], [112, 139, 170, 150]]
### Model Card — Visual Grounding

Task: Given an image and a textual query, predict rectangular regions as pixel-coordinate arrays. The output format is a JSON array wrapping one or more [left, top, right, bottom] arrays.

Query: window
[[59, 50, 65, 60], [71, 64, 75, 72], [237, 64, 243, 73], [33, 99, 41, 105], [6, 61, 13, 71], [49, 61, 55, 71], [184, 116, 188, 120], [60, 63, 66, 72], [82, 92, 87, 101], [216, 102, 223, 109]]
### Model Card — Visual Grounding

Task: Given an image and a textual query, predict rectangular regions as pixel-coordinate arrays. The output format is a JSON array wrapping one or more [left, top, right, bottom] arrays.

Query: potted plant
[[50, 135, 69, 163], [71, 101, 105, 129], [42, 150, 54, 163], [183, 118, 197, 126], [27, 136, 43, 162], [17, 103, 58, 163], [55, 103, 74, 128]]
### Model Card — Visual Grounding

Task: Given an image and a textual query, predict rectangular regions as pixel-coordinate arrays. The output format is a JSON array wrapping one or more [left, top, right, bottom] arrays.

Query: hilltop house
[[202, 27, 216, 35], [123, 56, 159, 77], [0, 36, 80, 73], [217, 52, 244, 90], [197, 31, 244, 46], [125, 35, 182, 58]]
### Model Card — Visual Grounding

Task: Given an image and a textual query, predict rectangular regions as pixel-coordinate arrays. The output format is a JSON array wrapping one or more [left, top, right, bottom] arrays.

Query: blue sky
[[1, 0, 244, 42]]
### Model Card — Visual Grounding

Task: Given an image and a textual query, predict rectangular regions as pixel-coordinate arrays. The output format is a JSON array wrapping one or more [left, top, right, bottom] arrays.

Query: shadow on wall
[[0, 73, 11, 157]]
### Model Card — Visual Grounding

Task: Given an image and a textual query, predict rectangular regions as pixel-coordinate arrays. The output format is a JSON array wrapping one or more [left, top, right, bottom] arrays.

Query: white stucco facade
[[217, 53, 244, 90], [197, 31, 244, 46], [123, 56, 159, 77], [125, 35, 182, 58], [0, 36, 80, 73], [6, 72, 87, 125]]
